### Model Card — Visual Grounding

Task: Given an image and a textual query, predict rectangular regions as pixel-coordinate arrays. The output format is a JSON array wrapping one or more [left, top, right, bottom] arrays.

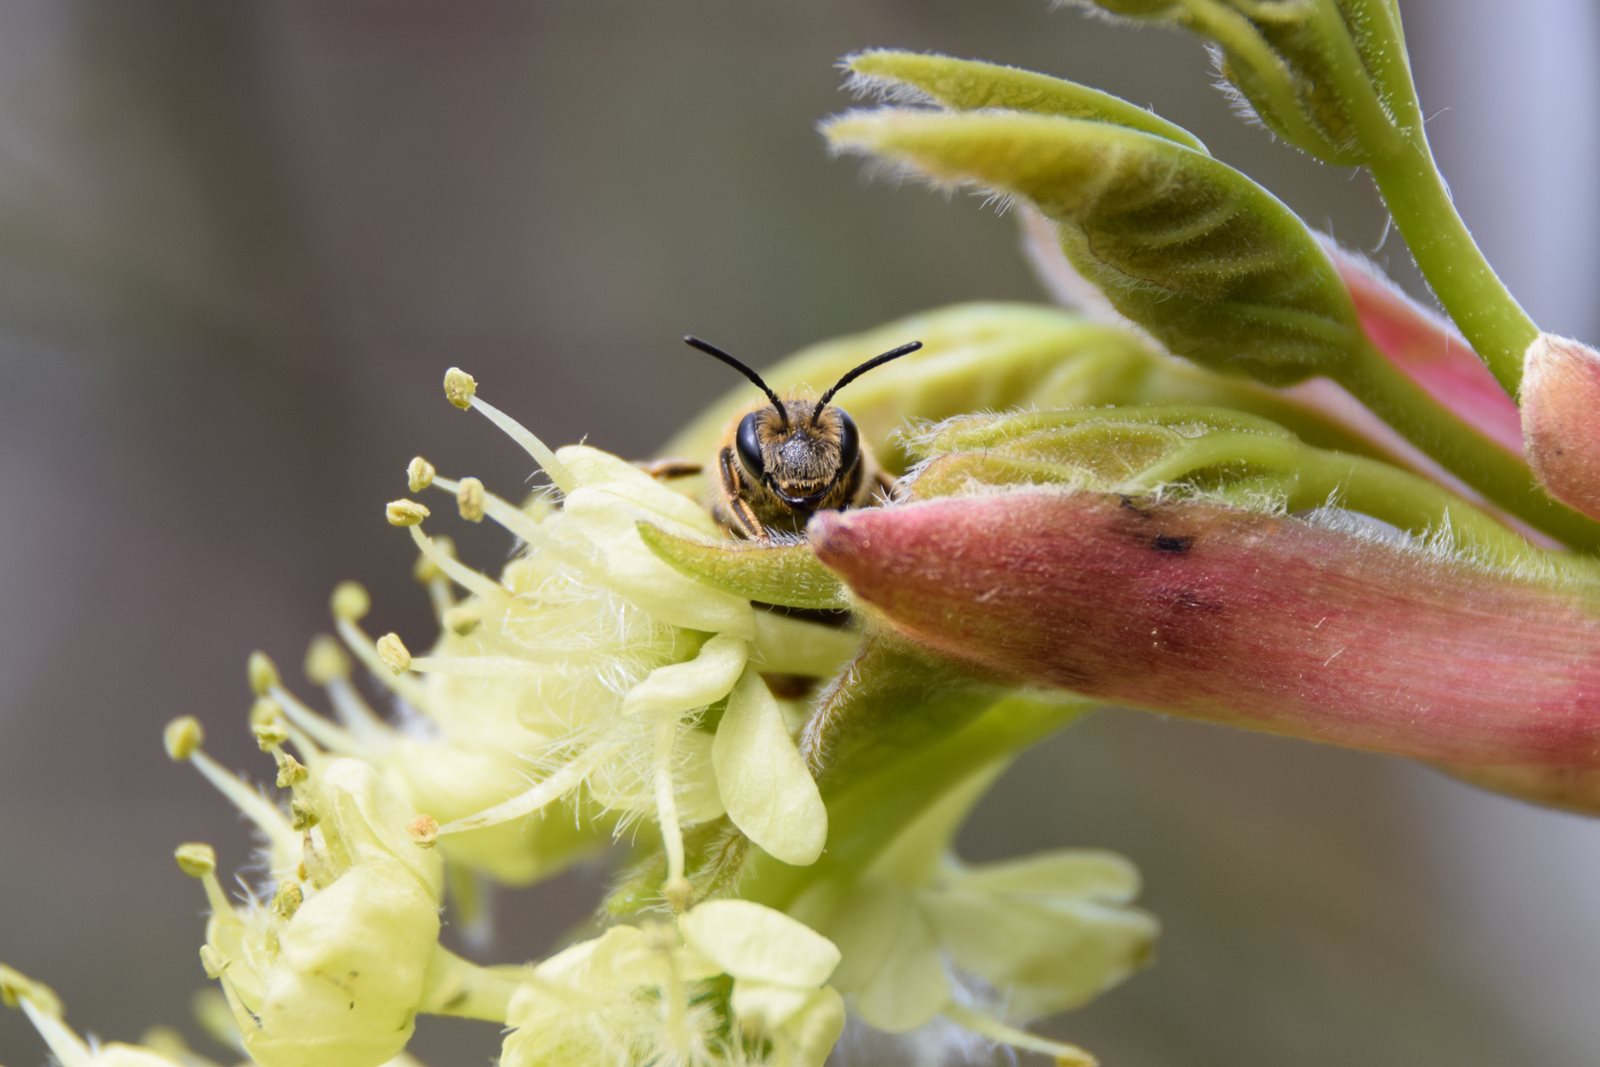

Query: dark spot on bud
[[1151, 533, 1194, 554]]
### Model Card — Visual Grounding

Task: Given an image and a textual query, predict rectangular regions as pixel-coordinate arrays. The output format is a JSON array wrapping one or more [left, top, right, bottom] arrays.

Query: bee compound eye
[[735, 412, 766, 479], [836, 410, 860, 473]]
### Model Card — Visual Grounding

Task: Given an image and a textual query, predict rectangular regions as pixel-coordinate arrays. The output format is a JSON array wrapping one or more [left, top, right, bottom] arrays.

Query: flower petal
[[712, 671, 828, 865], [679, 899, 840, 987]]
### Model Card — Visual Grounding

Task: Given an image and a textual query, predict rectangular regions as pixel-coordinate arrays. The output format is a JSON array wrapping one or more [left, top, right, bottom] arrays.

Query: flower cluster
[[11, 2, 1600, 1065]]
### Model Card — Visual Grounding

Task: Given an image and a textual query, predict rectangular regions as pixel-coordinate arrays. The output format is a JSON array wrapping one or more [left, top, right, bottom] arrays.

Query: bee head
[[734, 401, 860, 508], [684, 334, 921, 510]]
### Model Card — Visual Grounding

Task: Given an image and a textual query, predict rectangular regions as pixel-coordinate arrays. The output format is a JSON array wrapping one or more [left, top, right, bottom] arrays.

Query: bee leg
[[637, 457, 704, 480], [717, 445, 768, 539]]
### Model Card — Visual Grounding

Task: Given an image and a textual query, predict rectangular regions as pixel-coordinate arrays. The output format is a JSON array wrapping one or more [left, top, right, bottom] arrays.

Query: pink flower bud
[[1521, 334, 1600, 522], [811, 493, 1600, 775]]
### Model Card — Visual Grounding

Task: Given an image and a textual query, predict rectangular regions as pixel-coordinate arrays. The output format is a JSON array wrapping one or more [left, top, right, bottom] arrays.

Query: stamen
[[465, 393, 577, 493], [18, 997, 92, 1067], [267, 684, 360, 755], [386, 499, 431, 527], [428, 474, 602, 579], [653, 719, 689, 909], [407, 525, 506, 604], [246, 651, 280, 697], [433, 746, 606, 837], [165, 720, 295, 852], [323, 678, 396, 744], [334, 616, 430, 708], [330, 581, 371, 622], [174, 843, 238, 920]]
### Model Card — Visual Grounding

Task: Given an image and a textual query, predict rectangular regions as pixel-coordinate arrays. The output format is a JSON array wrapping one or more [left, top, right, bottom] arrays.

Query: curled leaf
[[826, 108, 1361, 385], [846, 49, 1206, 151], [638, 521, 849, 611]]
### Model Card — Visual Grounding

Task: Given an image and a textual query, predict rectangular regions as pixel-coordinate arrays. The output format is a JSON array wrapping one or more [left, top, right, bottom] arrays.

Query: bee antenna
[[684, 335, 790, 431], [812, 340, 923, 424]]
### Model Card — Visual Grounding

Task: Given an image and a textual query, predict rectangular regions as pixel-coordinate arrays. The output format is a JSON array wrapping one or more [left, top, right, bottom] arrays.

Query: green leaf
[[846, 50, 1207, 152], [1061, 0, 1417, 165], [637, 521, 850, 611], [825, 109, 1362, 386]]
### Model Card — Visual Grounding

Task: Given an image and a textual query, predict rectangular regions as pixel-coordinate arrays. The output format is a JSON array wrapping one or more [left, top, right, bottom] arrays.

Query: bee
[[683, 334, 923, 539]]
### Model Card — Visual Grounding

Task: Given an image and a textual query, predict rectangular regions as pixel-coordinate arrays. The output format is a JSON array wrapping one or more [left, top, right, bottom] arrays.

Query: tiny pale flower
[[502, 900, 845, 1067]]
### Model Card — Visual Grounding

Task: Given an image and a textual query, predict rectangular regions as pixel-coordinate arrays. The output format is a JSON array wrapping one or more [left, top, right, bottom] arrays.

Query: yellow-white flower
[[319, 367, 836, 901], [502, 899, 844, 1067], [164, 716, 450, 1067], [795, 766, 1155, 1065], [2, 965, 182, 1067]]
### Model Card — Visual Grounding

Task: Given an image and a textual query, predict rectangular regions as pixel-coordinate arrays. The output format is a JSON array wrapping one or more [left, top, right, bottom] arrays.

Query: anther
[[408, 815, 439, 848], [304, 634, 350, 685], [443, 603, 481, 635], [164, 717, 205, 761], [407, 455, 437, 493], [444, 367, 478, 409], [387, 499, 430, 527], [247, 651, 281, 696], [174, 843, 217, 878], [456, 477, 486, 523], [376, 632, 412, 674], [331, 581, 371, 621]]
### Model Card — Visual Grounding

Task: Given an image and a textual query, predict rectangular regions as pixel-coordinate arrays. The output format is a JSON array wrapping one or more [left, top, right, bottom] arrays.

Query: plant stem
[[1338, 346, 1599, 548], [1368, 138, 1539, 396]]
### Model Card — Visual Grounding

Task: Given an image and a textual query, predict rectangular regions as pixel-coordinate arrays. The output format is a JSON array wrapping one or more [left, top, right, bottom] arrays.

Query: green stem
[[1337, 347, 1600, 548], [1368, 139, 1539, 396], [743, 695, 1090, 912], [419, 946, 521, 1023]]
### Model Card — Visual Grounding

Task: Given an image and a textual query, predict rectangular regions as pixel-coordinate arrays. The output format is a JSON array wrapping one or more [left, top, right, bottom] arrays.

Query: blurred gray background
[[2, 2, 1598, 1065]]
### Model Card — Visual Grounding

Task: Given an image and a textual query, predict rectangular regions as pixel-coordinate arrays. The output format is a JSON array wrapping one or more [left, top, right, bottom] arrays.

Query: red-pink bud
[[811, 493, 1600, 773], [1521, 334, 1600, 523]]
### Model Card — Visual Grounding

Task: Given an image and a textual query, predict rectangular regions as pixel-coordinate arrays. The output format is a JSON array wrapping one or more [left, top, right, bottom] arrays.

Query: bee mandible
[[683, 335, 923, 540]]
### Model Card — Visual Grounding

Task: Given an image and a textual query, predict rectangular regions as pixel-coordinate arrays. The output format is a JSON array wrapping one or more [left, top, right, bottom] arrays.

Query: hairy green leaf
[[846, 50, 1207, 152], [637, 521, 850, 611], [826, 109, 1362, 386]]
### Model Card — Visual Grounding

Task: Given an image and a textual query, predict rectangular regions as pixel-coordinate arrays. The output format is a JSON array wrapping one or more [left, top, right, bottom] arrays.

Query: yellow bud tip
[[0, 964, 61, 1015], [331, 580, 371, 621], [443, 603, 481, 635], [456, 476, 486, 523], [406, 455, 437, 493], [443, 367, 478, 409], [164, 716, 205, 761], [174, 842, 217, 878], [387, 499, 431, 527], [304, 634, 350, 684], [408, 815, 440, 848], [247, 651, 280, 696], [376, 632, 412, 674]]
